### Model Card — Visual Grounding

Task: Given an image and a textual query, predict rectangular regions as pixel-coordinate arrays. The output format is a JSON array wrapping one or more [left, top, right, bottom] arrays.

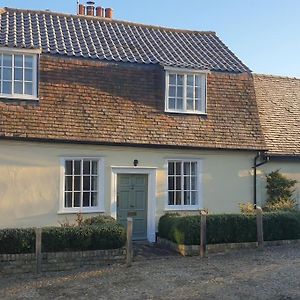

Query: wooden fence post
[[35, 228, 42, 274], [126, 217, 133, 267], [200, 210, 207, 258], [256, 206, 264, 250]]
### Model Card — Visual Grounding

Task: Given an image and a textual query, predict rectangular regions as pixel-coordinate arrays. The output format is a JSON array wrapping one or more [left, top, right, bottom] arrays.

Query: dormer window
[[165, 69, 207, 114], [0, 48, 39, 100]]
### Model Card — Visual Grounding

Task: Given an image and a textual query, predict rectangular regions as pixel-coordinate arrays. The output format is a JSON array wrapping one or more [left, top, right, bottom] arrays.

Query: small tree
[[264, 170, 298, 212]]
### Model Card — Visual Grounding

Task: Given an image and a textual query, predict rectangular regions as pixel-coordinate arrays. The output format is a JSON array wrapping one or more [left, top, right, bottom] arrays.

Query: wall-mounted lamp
[[133, 159, 139, 167]]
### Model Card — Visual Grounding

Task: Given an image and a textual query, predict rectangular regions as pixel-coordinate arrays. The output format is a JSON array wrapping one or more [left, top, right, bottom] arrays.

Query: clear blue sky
[[2, 0, 300, 77]]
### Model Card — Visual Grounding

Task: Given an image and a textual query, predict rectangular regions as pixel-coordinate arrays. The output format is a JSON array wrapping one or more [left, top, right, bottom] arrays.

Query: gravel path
[[1, 244, 300, 299]]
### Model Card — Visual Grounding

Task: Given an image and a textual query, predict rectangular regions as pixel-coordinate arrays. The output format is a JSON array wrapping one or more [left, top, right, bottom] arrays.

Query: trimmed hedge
[[0, 224, 126, 254], [0, 228, 35, 254], [158, 212, 300, 245]]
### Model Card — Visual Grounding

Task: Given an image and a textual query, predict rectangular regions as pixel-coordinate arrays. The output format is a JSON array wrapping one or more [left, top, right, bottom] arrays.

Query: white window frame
[[0, 47, 40, 101], [165, 158, 203, 211], [59, 157, 105, 214], [164, 67, 208, 115]]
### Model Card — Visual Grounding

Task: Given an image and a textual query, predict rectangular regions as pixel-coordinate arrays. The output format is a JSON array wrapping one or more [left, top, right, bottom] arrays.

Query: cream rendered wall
[[258, 161, 300, 208], [0, 140, 257, 229]]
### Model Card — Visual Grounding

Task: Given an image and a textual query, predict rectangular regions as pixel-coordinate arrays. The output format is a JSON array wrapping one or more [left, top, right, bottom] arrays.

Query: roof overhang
[[267, 153, 300, 161], [164, 66, 211, 74], [0, 46, 42, 54]]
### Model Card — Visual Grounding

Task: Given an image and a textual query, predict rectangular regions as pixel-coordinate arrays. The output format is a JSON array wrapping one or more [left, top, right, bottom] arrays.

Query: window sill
[[58, 209, 105, 215], [165, 206, 202, 211], [0, 95, 39, 102], [165, 110, 207, 116]]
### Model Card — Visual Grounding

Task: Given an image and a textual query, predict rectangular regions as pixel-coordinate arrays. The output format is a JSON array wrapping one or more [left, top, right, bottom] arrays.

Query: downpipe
[[253, 152, 269, 207]]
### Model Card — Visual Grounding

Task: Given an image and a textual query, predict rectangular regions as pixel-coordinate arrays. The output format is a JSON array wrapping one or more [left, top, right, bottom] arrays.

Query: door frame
[[111, 167, 157, 243]]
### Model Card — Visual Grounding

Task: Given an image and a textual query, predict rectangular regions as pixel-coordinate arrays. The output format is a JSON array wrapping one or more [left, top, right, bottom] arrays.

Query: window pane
[[168, 176, 174, 190], [3, 81, 12, 94], [25, 69, 33, 81], [83, 176, 90, 190], [184, 162, 190, 175], [3, 55, 12, 67], [187, 99, 193, 110], [92, 161, 98, 175], [74, 176, 81, 191], [177, 75, 183, 85], [195, 100, 205, 111], [74, 192, 81, 207], [65, 160, 73, 175], [14, 68, 23, 81], [176, 162, 181, 175], [175, 191, 181, 205], [65, 192, 72, 208], [177, 86, 183, 98], [168, 162, 175, 175], [187, 86, 193, 98], [14, 81, 23, 94], [65, 176, 72, 191], [25, 82, 33, 95], [25, 56, 33, 68], [83, 160, 90, 175], [168, 98, 175, 109], [191, 176, 197, 190], [191, 191, 197, 205], [14, 55, 23, 67], [187, 75, 194, 86], [177, 98, 183, 110], [191, 162, 197, 175], [91, 176, 98, 190], [169, 74, 176, 85], [195, 75, 201, 87], [195, 87, 201, 99], [3, 68, 12, 80], [169, 86, 176, 97], [184, 191, 191, 205], [74, 160, 81, 175], [176, 176, 181, 190], [184, 176, 190, 190], [83, 192, 90, 207], [91, 192, 98, 206], [168, 191, 175, 205]]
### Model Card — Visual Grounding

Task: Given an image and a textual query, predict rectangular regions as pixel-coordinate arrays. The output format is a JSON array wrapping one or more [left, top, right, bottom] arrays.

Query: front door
[[117, 174, 148, 240]]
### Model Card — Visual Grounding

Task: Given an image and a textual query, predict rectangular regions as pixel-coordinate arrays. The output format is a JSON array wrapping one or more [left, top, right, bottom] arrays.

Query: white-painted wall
[[0, 140, 258, 232]]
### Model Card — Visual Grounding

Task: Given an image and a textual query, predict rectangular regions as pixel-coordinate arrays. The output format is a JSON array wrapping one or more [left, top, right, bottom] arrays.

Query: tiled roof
[[0, 55, 266, 151], [0, 7, 250, 72], [254, 74, 300, 156]]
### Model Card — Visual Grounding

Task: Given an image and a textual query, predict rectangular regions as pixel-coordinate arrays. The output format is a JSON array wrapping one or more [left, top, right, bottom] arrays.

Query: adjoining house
[[253, 75, 300, 207], [0, 4, 298, 242]]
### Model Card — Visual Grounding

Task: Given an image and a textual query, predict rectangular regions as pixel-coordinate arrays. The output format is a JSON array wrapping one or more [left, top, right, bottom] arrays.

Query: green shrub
[[266, 170, 297, 205], [0, 223, 126, 254], [239, 203, 256, 214], [82, 215, 116, 226], [263, 198, 297, 212], [0, 228, 35, 254], [158, 212, 300, 245]]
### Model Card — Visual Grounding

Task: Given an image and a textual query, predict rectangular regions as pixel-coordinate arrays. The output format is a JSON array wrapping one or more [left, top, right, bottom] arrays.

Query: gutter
[[253, 152, 269, 207]]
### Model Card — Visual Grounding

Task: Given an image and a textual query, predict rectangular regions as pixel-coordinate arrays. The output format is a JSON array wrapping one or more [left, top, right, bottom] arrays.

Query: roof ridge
[[2, 7, 216, 35], [254, 73, 300, 80]]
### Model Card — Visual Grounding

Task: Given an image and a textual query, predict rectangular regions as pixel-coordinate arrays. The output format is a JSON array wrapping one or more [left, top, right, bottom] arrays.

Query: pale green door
[[117, 174, 148, 240]]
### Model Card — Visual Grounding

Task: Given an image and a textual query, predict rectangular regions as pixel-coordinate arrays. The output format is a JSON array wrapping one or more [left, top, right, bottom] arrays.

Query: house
[[0, 5, 296, 242], [253, 75, 300, 206]]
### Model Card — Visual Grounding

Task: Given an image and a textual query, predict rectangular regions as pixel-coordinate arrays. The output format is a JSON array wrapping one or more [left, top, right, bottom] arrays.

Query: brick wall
[[0, 248, 126, 275], [0, 55, 266, 150]]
